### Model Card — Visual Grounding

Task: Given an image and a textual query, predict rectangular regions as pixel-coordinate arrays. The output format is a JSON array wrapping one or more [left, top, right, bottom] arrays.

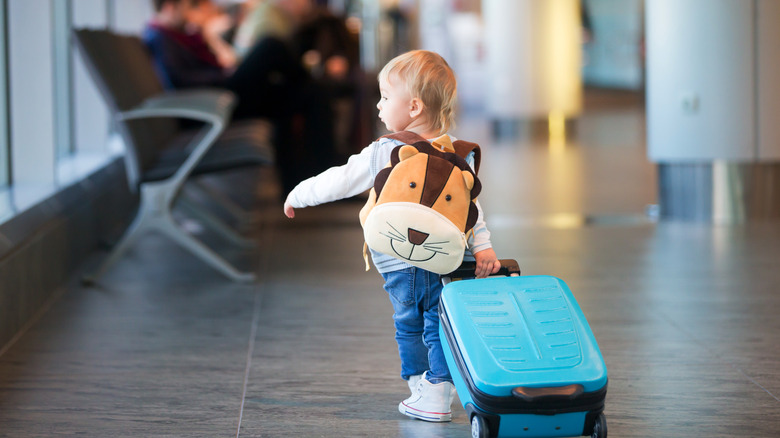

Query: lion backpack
[[359, 131, 482, 275]]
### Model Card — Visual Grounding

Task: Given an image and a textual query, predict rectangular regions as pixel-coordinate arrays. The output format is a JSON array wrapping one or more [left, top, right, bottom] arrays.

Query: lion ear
[[461, 170, 474, 191], [398, 145, 419, 161]]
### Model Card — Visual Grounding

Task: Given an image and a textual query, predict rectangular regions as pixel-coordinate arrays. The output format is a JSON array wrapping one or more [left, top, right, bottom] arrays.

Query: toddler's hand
[[283, 200, 295, 218], [473, 248, 501, 279]]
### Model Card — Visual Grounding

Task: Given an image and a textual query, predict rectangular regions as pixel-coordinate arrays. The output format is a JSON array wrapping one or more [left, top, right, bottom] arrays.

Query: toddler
[[283, 50, 500, 422]]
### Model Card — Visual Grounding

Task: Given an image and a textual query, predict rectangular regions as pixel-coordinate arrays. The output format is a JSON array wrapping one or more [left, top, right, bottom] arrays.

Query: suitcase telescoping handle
[[442, 259, 521, 284]]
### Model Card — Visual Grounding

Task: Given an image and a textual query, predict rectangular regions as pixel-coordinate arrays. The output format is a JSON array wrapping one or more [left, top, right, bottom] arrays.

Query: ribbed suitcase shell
[[439, 275, 607, 437]]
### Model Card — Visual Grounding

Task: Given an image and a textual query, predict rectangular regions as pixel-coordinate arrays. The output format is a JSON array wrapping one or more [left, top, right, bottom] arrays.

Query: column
[[482, 0, 583, 137], [646, 0, 780, 222]]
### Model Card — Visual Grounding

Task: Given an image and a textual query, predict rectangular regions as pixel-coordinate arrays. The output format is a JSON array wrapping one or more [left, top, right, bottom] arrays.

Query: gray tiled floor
[[2, 90, 780, 437]]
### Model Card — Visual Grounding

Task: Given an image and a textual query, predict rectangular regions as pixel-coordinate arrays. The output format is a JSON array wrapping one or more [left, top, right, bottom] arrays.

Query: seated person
[[235, 0, 364, 157], [143, 0, 337, 194]]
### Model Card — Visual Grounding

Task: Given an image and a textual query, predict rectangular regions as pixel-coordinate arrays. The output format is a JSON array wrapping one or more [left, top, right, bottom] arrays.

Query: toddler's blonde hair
[[378, 50, 457, 135]]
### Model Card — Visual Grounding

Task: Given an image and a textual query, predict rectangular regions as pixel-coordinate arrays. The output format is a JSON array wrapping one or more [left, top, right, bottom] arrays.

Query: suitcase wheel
[[470, 414, 490, 438], [591, 413, 607, 438]]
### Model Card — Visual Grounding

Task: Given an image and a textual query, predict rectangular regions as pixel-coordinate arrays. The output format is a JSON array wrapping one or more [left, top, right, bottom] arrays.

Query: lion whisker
[[381, 231, 405, 241], [387, 222, 404, 235]]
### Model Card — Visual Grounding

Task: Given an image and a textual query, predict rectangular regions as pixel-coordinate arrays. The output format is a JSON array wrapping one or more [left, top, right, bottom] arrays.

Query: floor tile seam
[[654, 309, 780, 403], [235, 289, 263, 438], [235, 213, 277, 438], [732, 367, 780, 403]]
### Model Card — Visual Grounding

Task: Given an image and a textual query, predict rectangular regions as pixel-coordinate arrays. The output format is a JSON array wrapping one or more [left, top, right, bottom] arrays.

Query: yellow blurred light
[[548, 110, 566, 154]]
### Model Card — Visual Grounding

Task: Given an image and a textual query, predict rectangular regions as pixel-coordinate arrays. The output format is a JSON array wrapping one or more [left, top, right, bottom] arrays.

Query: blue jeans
[[381, 267, 452, 384]]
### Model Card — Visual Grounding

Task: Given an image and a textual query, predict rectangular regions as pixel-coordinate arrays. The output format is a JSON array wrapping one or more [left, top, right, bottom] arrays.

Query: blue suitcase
[[439, 261, 608, 438]]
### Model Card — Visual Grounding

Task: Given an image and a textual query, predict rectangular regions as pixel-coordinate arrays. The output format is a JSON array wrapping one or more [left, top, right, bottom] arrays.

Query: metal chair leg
[[84, 181, 256, 285], [82, 202, 151, 285], [176, 195, 257, 248], [186, 179, 260, 226], [156, 213, 256, 283]]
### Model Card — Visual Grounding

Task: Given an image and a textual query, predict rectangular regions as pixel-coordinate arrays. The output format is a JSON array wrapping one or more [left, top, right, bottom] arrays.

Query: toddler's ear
[[409, 97, 425, 118]]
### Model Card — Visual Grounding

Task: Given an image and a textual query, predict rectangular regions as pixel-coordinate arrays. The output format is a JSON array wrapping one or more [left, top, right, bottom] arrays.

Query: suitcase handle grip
[[512, 384, 584, 403], [443, 259, 521, 280]]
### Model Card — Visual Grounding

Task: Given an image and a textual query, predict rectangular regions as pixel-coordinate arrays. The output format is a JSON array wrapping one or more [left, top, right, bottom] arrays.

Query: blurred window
[[0, 0, 148, 214]]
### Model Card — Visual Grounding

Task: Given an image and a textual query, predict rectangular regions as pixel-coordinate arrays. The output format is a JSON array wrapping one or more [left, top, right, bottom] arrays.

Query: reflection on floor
[[1, 89, 779, 437]]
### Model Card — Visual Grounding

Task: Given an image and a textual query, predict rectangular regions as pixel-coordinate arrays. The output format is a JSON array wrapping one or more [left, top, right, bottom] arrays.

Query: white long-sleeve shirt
[[286, 135, 494, 273]]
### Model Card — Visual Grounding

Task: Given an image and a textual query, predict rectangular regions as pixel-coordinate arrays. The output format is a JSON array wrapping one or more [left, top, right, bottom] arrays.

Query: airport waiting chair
[[73, 28, 275, 283]]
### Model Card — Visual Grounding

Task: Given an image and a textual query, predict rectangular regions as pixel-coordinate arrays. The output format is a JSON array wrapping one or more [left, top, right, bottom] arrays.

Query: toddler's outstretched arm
[[281, 143, 376, 220]]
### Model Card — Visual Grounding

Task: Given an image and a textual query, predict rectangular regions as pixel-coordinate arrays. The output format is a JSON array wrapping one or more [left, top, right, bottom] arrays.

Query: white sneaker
[[407, 374, 424, 395], [398, 373, 455, 422]]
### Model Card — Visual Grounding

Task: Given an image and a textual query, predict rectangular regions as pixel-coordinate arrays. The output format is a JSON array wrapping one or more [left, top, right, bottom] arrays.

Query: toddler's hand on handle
[[473, 248, 501, 279], [283, 200, 295, 218]]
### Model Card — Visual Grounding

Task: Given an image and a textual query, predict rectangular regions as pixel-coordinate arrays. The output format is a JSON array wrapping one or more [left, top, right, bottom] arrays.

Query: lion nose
[[408, 228, 429, 246]]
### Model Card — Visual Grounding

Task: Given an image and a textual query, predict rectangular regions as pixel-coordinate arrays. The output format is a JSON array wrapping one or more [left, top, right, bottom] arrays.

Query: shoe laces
[[414, 378, 425, 394]]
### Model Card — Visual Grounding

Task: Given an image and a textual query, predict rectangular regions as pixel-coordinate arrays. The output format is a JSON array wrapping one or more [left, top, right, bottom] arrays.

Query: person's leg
[[382, 268, 429, 381], [421, 271, 452, 385], [397, 269, 456, 422], [225, 37, 308, 196], [227, 37, 335, 191], [293, 80, 337, 180], [266, 116, 300, 197]]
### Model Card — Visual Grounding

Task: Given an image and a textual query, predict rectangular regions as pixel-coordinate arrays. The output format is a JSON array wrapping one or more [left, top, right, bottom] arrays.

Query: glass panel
[[52, 0, 73, 159], [0, 0, 9, 187]]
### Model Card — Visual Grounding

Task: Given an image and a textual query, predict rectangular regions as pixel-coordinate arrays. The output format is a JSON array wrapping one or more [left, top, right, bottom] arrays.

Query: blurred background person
[[234, 0, 364, 160], [143, 0, 337, 195]]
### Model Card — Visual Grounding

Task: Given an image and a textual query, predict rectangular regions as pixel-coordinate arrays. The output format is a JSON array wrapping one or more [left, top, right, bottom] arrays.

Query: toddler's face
[[377, 75, 414, 133]]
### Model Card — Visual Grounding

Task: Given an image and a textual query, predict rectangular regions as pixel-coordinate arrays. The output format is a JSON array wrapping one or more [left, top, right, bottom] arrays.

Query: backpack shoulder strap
[[452, 140, 482, 175], [381, 132, 482, 174]]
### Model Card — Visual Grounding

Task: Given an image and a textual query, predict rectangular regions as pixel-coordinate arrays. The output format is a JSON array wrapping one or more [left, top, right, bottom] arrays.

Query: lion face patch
[[360, 142, 481, 274]]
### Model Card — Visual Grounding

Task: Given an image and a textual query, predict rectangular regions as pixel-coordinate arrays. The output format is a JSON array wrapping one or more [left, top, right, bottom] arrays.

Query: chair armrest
[[117, 89, 238, 189], [118, 88, 236, 125]]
